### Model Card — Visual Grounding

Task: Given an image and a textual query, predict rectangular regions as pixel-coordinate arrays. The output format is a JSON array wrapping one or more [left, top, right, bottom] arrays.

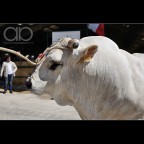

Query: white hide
[[31, 36, 144, 120]]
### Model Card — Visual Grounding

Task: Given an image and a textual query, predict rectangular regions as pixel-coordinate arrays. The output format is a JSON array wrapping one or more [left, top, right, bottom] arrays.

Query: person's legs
[[8, 74, 13, 93], [4, 76, 8, 93]]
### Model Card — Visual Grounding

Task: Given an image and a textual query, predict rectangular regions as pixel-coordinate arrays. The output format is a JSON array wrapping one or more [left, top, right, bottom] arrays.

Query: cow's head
[[27, 37, 98, 105], [39, 38, 98, 82], [39, 38, 98, 81]]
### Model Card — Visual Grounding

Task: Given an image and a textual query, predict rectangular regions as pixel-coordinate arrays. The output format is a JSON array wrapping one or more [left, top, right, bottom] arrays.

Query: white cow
[[27, 36, 144, 120]]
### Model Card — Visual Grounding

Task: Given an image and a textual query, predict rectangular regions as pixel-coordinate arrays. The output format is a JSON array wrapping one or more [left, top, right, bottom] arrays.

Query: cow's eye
[[49, 61, 63, 71]]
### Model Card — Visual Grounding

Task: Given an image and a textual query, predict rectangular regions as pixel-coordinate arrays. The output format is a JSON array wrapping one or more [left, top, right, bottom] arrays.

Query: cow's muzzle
[[25, 76, 32, 89]]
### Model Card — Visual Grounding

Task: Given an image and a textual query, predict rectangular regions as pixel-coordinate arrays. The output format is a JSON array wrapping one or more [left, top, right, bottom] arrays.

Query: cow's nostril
[[25, 79, 32, 89], [73, 42, 79, 49]]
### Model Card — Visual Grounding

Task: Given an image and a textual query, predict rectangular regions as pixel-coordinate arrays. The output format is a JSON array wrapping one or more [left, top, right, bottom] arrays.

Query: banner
[[52, 31, 80, 43]]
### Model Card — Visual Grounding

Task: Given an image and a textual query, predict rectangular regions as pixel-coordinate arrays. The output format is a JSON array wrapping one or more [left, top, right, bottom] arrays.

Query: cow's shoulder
[[79, 36, 119, 52]]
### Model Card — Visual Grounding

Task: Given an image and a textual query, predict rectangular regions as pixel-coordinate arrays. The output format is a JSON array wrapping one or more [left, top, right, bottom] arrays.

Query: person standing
[[0, 55, 17, 94]]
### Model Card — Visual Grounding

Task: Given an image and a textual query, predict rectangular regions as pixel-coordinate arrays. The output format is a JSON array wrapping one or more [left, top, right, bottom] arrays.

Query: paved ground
[[0, 89, 81, 120]]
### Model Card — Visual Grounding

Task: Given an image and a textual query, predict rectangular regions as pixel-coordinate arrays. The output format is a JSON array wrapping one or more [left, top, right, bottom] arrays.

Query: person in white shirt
[[0, 55, 17, 94]]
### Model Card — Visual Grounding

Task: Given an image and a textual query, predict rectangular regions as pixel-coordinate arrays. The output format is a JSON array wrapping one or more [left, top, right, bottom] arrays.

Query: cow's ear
[[77, 45, 98, 64]]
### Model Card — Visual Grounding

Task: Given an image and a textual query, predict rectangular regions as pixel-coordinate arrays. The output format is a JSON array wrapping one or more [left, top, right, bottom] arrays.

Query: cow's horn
[[0, 47, 41, 65], [72, 42, 79, 49], [68, 39, 79, 49]]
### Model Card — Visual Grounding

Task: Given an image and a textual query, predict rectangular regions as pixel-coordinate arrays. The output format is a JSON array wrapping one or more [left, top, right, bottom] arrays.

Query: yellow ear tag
[[76, 45, 98, 64], [76, 55, 92, 64], [83, 55, 92, 62]]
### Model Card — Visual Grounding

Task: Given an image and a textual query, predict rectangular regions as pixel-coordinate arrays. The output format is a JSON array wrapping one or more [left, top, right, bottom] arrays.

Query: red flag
[[96, 24, 105, 36], [88, 24, 105, 36]]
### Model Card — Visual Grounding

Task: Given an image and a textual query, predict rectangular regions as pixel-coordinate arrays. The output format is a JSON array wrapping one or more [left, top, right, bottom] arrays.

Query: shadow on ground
[[0, 90, 3, 93], [0, 80, 27, 92]]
